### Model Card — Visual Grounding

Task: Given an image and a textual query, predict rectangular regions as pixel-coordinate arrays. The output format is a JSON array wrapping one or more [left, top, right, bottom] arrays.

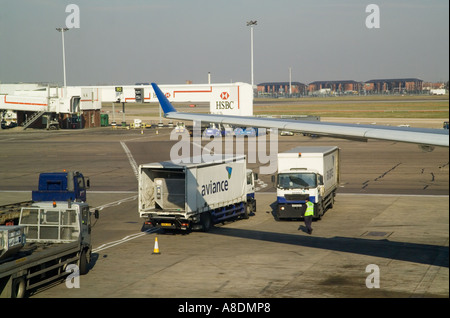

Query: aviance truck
[[272, 146, 340, 220], [139, 155, 256, 231]]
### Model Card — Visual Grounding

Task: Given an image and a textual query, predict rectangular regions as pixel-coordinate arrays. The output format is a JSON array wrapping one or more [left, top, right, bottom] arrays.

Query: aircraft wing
[[151, 83, 449, 148]]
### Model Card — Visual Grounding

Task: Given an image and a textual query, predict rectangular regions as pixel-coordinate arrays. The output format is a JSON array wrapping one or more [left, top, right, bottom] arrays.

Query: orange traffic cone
[[152, 236, 161, 254]]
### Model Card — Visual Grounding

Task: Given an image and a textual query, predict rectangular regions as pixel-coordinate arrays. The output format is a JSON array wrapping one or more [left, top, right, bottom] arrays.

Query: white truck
[[272, 146, 340, 220], [139, 155, 256, 231], [0, 201, 98, 298]]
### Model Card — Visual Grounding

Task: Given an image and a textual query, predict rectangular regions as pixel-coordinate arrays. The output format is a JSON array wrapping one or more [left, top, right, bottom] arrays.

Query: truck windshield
[[277, 173, 317, 189]]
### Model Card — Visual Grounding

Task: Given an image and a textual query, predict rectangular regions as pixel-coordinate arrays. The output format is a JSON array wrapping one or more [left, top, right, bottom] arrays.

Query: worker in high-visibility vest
[[304, 198, 314, 234]]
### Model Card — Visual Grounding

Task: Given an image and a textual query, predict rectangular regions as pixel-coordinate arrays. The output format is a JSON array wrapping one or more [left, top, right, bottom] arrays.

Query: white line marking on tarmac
[[90, 195, 138, 212], [89, 195, 155, 253], [120, 141, 139, 180], [93, 228, 158, 253], [256, 191, 449, 197]]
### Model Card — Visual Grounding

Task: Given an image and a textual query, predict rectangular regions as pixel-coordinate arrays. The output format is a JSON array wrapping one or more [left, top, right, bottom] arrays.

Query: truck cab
[[274, 168, 324, 218], [32, 171, 89, 202]]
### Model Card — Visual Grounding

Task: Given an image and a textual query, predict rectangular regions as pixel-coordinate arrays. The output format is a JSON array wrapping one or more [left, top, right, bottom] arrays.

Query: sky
[[0, 0, 448, 86]]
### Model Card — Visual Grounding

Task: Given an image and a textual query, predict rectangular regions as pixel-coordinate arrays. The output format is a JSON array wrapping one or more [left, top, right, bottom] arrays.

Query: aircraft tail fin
[[151, 83, 177, 114]]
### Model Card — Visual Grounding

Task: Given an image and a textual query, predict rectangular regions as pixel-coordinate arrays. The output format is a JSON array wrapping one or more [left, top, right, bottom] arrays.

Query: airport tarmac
[[0, 124, 448, 299]]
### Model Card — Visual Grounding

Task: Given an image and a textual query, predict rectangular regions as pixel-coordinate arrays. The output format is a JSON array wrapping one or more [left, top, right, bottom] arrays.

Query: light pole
[[56, 27, 69, 88], [289, 67, 292, 96], [246, 20, 257, 88]]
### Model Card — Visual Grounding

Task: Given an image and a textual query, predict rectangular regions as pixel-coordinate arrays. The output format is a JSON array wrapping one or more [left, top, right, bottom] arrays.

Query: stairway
[[23, 111, 46, 130]]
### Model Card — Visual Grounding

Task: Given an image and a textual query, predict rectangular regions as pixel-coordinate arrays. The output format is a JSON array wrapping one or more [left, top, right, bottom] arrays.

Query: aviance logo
[[226, 166, 232, 179], [201, 179, 229, 196], [201, 166, 232, 196]]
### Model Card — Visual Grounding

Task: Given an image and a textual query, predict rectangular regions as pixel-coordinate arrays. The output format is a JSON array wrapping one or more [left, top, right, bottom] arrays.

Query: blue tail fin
[[151, 83, 177, 114]]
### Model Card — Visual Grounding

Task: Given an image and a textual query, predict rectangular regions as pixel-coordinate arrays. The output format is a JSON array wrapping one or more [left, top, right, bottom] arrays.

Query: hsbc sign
[[216, 91, 234, 110], [216, 100, 234, 109], [209, 83, 253, 116]]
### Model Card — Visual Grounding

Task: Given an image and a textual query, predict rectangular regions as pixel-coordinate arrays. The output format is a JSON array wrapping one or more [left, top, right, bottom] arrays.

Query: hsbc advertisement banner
[[209, 83, 253, 116]]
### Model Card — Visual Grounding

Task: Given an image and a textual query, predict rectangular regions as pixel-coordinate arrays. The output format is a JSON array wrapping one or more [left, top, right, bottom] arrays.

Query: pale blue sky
[[0, 0, 448, 85]]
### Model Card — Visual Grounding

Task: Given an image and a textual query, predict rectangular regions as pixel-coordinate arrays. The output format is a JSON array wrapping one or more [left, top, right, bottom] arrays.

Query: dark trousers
[[304, 215, 313, 234]]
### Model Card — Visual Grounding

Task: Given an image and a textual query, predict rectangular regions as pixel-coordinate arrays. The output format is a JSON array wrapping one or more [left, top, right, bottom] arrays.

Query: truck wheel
[[78, 248, 91, 275], [315, 204, 323, 220], [242, 204, 250, 219], [12, 277, 26, 298], [329, 195, 335, 209], [200, 213, 212, 232]]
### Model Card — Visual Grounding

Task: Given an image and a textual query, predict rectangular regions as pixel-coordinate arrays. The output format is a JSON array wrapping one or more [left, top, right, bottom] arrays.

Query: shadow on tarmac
[[208, 226, 449, 268]]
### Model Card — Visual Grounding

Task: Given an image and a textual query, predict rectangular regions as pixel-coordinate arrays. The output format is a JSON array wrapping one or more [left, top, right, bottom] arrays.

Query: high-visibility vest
[[304, 201, 314, 216]]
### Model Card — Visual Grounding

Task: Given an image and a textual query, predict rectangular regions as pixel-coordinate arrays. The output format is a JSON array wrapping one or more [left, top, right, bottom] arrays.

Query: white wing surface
[[151, 83, 449, 148]]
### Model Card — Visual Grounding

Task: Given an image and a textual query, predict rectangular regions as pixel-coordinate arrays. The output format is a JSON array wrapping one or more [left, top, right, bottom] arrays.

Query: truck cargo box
[[277, 146, 340, 199], [275, 146, 340, 219], [139, 155, 247, 229]]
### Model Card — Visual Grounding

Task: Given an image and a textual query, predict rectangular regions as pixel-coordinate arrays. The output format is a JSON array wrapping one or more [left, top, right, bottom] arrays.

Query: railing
[[19, 207, 79, 243], [22, 111, 46, 130]]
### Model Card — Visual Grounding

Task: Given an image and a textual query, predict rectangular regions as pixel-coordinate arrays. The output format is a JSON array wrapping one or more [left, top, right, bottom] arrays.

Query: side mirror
[[271, 175, 275, 184], [86, 178, 90, 189], [318, 175, 324, 186], [94, 209, 99, 219], [254, 173, 258, 181]]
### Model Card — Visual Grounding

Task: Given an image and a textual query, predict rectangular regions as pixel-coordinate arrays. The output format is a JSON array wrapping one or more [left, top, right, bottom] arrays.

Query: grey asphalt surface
[[0, 124, 448, 299]]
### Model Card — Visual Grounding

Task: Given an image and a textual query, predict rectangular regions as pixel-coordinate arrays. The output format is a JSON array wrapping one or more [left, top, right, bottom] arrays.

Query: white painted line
[[90, 195, 137, 212], [93, 228, 158, 253], [256, 191, 449, 197], [0, 190, 31, 193], [120, 141, 139, 180], [88, 191, 137, 194], [337, 193, 449, 198], [89, 195, 156, 253]]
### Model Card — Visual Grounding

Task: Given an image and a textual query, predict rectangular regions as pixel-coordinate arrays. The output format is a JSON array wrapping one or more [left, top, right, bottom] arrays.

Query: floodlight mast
[[56, 27, 69, 88], [246, 20, 257, 88]]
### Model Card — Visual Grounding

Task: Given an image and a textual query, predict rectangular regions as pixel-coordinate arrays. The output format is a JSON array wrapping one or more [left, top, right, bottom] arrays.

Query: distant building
[[257, 82, 307, 96], [308, 80, 362, 95], [256, 77, 433, 96], [364, 78, 423, 94]]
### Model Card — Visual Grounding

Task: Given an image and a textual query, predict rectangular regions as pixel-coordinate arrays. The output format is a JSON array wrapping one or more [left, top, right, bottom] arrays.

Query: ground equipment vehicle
[[0, 200, 98, 298], [1, 171, 90, 226], [139, 155, 256, 231], [272, 146, 340, 220]]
